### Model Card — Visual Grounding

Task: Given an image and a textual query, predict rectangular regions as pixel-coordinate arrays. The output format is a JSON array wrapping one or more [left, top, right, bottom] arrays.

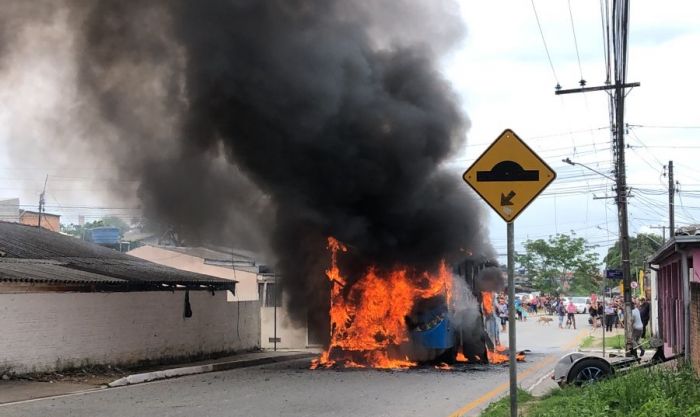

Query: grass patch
[[579, 336, 595, 349], [602, 334, 625, 349], [480, 364, 700, 417], [480, 389, 533, 417]]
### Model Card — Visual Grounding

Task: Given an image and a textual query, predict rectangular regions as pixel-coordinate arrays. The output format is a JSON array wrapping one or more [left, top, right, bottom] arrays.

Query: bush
[[526, 363, 700, 417], [479, 364, 700, 417]]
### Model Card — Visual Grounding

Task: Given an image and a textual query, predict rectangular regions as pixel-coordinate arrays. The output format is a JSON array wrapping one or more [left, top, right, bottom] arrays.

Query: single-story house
[[648, 235, 700, 373], [0, 222, 260, 375], [128, 245, 316, 349], [19, 209, 61, 232]]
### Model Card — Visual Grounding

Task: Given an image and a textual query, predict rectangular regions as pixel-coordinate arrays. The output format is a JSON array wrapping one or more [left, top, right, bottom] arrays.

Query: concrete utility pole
[[556, 0, 636, 354]]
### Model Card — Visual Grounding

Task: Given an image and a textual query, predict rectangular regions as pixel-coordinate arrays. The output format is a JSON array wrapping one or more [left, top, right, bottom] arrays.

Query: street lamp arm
[[562, 158, 615, 182]]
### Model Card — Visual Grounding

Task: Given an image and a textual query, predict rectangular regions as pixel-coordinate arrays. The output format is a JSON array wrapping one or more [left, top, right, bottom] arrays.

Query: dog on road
[[537, 316, 553, 325]]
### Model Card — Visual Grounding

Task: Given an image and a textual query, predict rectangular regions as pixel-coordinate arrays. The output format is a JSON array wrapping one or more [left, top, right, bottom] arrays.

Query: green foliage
[[579, 336, 595, 349], [480, 389, 534, 417], [516, 233, 601, 294], [604, 233, 662, 275], [525, 364, 700, 417]]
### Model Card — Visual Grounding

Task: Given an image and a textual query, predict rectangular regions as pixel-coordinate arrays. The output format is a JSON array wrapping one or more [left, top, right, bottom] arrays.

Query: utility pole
[[612, 0, 634, 356], [668, 161, 675, 236], [555, 0, 636, 354], [38, 175, 48, 229]]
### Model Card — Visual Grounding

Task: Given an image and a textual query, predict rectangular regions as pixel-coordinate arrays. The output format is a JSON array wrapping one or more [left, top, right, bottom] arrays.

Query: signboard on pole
[[605, 269, 623, 279], [463, 129, 557, 222], [462, 129, 555, 417]]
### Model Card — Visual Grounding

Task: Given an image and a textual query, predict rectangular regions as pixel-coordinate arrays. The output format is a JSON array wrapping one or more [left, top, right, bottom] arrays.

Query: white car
[[570, 297, 590, 314]]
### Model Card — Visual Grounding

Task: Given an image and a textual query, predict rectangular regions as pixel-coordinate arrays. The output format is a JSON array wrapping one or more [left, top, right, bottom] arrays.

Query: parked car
[[570, 297, 590, 314]]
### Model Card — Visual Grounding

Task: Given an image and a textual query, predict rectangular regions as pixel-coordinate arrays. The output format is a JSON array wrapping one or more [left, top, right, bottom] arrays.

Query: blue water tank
[[85, 227, 121, 245]]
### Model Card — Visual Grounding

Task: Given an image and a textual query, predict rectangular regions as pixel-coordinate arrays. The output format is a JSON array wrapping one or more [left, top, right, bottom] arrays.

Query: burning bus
[[312, 238, 503, 369]]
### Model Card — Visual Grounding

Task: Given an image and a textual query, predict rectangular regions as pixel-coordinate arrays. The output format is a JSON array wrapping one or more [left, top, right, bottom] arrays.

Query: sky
[[1, 1, 699, 266], [444, 0, 700, 262]]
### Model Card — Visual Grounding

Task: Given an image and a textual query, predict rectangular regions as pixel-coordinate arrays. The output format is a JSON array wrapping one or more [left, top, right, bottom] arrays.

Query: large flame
[[312, 237, 451, 369]]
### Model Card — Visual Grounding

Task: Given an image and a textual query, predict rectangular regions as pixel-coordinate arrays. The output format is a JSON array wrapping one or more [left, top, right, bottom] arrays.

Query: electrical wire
[[567, 0, 585, 83], [530, 0, 560, 86]]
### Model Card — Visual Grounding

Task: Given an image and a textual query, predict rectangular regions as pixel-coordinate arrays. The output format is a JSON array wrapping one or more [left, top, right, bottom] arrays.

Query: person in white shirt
[[631, 301, 645, 357]]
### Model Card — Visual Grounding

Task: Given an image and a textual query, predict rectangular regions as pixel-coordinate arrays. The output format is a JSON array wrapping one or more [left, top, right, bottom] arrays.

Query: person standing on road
[[632, 300, 645, 357], [566, 299, 577, 329], [589, 301, 598, 328], [639, 297, 651, 338], [604, 301, 616, 332], [557, 299, 566, 329], [497, 296, 508, 332], [514, 297, 523, 321]]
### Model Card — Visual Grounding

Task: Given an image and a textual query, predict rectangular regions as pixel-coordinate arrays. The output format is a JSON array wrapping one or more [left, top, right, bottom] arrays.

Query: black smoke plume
[[2, 1, 493, 328]]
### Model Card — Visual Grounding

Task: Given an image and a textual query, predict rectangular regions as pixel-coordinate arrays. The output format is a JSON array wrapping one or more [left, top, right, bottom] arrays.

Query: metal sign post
[[463, 129, 556, 417], [506, 221, 516, 417]]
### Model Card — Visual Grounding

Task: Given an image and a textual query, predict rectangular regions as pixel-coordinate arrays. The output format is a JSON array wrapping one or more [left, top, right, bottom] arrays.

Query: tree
[[516, 233, 601, 295], [604, 233, 662, 275], [60, 216, 130, 238]]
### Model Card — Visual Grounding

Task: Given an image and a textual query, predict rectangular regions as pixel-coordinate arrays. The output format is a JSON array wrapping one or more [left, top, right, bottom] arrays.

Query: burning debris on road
[[310, 237, 521, 370]]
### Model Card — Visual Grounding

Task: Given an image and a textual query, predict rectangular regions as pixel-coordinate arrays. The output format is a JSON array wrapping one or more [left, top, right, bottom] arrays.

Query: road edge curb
[[108, 352, 315, 387]]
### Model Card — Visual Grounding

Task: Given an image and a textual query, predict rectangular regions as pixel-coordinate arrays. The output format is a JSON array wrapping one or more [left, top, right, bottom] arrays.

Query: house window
[[264, 283, 282, 307]]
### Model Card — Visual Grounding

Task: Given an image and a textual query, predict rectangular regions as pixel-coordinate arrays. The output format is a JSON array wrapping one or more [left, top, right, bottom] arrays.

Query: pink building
[[649, 235, 700, 373]]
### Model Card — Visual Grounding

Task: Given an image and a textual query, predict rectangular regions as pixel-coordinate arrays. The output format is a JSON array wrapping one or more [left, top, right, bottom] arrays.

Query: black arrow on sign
[[500, 191, 516, 206]]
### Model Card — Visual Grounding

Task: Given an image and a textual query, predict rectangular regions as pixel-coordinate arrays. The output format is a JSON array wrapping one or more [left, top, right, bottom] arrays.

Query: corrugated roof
[[649, 235, 700, 265], [157, 246, 256, 263], [0, 259, 125, 284], [0, 222, 236, 290]]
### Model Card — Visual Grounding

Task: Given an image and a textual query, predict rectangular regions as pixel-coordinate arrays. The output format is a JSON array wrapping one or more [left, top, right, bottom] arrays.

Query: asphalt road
[[0, 318, 587, 417]]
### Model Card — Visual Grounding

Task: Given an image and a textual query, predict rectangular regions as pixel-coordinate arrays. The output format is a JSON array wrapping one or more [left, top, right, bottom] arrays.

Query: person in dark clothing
[[639, 297, 651, 338], [589, 302, 598, 327]]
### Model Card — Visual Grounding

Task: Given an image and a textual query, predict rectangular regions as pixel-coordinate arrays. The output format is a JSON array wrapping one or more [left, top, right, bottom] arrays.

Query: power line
[[628, 124, 700, 129], [530, 0, 560, 87], [567, 0, 585, 85]]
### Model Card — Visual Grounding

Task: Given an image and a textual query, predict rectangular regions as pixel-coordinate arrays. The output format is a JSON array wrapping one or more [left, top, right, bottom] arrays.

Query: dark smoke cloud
[[2, 0, 493, 327]]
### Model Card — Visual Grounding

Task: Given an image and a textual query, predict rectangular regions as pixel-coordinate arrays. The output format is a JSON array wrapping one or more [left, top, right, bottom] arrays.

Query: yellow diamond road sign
[[463, 129, 556, 223]]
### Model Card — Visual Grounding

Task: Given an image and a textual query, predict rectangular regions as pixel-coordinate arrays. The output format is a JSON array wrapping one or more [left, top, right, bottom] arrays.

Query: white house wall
[[128, 246, 259, 301], [260, 302, 308, 349], [0, 291, 260, 375]]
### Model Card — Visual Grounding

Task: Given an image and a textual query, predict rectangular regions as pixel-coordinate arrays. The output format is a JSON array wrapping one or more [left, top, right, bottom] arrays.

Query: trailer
[[552, 337, 678, 386]]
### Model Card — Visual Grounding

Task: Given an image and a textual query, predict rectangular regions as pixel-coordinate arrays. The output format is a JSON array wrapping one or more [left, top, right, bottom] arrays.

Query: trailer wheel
[[566, 357, 613, 386]]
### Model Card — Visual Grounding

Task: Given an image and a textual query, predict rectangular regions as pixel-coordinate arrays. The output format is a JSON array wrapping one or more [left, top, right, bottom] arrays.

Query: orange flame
[[314, 237, 452, 369], [435, 362, 452, 370], [482, 292, 494, 316], [487, 345, 526, 364]]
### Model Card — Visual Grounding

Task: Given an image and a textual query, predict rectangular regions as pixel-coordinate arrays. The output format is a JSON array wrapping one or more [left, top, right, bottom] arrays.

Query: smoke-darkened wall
[[0, 1, 493, 329]]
